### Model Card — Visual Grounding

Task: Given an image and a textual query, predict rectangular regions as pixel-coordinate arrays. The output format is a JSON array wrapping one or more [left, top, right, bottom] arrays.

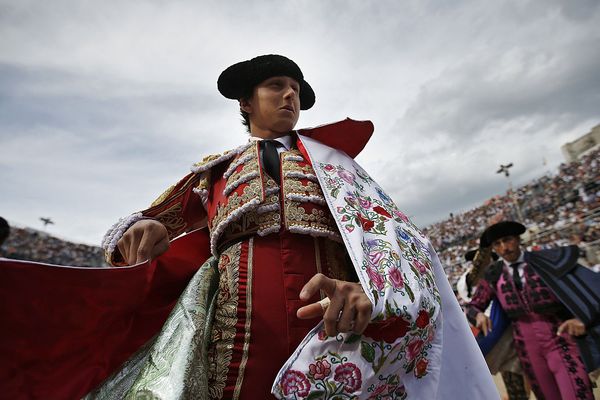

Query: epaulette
[[190, 142, 254, 174]]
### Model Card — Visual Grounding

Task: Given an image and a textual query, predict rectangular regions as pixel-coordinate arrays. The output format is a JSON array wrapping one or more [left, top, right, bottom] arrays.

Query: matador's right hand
[[117, 219, 170, 265]]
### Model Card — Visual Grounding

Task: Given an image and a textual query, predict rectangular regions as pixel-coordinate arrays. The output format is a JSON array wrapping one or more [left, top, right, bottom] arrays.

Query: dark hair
[[240, 108, 251, 133], [0, 217, 10, 245], [239, 87, 253, 134]]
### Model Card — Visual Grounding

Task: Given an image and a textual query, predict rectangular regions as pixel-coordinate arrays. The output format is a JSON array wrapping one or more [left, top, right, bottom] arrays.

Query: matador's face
[[241, 76, 301, 139]]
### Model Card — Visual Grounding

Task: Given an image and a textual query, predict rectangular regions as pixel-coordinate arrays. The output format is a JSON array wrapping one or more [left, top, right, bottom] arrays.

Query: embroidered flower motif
[[359, 197, 372, 209], [395, 226, 410, 241], [363, 315, 410, 343], [415, 358, 429, 378], [393, 209, 409, 222], [367, 248, 385, 266], [346, 225, 355, 233], [413, 259, 428, 274], [406, 339, 425, 361], [338, 169, 356, 185], [317, 329, 328, 341], [334, 362, 362, 393], [357, 214, 375, 231], [373, 206, 391, 218], [389, 267, 404, 289], [324, 164, 335, 172], [336, 206, 345, 213], [415, 310, 430, 329], [366, 266, 385, 291], [376, 187, 394, 206], [281, 370, 310, 397], [344, 194, 357, 205], [368, 384, 388, 398], [308, 359, 332, 380], [341, 215, 349, 222]]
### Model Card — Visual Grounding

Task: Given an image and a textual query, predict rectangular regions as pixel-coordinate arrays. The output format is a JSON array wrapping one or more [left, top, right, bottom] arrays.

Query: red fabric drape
[[0, 229, 211, 400]]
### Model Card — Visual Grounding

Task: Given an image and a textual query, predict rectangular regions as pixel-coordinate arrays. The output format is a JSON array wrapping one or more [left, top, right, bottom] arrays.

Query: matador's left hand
[[557, 318, 586, 337], [296, 273, 372, 336]]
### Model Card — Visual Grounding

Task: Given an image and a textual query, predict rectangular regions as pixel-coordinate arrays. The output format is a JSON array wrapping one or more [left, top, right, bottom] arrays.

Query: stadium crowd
[[0, 225, 106, 267], [423, 147, 600, 285]]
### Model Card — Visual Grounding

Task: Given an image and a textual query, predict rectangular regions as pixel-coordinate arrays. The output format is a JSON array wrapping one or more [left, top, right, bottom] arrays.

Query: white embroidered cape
[[271, 135, 498, 399]]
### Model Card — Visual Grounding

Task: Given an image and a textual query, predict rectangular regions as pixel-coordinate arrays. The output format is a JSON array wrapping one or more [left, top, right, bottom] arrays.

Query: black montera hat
[[464, 248, 499, 262], [217, 54, 315, 110], [480, 221, 526, 247]]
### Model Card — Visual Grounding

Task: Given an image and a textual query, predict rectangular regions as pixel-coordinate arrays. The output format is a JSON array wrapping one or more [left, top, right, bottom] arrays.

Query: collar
[[249, 134, 293, 151]]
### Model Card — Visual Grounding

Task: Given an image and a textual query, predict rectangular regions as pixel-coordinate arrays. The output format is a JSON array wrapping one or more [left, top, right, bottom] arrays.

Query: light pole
[[496, 163, 524, 222]]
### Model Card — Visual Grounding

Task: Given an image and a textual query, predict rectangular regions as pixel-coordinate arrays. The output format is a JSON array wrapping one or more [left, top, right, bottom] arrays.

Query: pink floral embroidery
[[393, 209, 409, 222], [406, 339, 425, 361], [367, 266, 385, 290], [412, 259, 428, 274], [359, 197, 372, 209], [324, 164, 335, 172], [367, 249, 385, 266], [389, 267, 404, 289], [337, 169, 356, 185], [308, 359, 331, 380], [334, 362, 362, 393], [281, 369, 310, 397], [317, 329, 328, 341], [344, 195, 357, 205]]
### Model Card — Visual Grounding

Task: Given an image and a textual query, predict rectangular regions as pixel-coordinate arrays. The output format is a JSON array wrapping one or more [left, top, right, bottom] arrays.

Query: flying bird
[[40, 217, 54, 226], [496, 163, 513, 177]]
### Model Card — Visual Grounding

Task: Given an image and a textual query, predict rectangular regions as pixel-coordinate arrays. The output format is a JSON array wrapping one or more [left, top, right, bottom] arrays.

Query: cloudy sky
[[1, 0, 599, 245]]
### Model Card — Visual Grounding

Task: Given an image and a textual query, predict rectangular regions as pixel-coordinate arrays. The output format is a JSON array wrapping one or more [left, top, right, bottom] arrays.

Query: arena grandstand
[[0, 225, 107, 267], [424, 147, 600, 287], [1, 148, 598, 278]]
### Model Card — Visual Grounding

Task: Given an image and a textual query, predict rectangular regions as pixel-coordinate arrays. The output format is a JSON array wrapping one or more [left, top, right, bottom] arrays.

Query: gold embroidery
[[233, 238, 254, 399], [193, 150, 232, 169], [196, 172, 211, 192], [284, 179, 323, 196], [210, 179, 263, 230], [150, 183, 177, 207], [154, 203, 186, 234], [208, 243, 242, 399]]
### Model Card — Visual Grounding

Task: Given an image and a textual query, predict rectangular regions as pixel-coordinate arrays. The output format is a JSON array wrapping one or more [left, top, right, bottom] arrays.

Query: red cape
[[0, 230, 211, 400]]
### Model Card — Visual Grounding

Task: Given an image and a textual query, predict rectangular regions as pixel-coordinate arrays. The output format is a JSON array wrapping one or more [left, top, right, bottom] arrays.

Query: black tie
[[510, 262, 523, 290], [260, 140, 283, 185]]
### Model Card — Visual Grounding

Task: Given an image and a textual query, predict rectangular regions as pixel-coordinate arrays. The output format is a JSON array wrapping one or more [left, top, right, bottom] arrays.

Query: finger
[[353, 301, 371, 334], [128, 234, 144, 265], [297, 298, 329, 320], [337, 301, 355, 333], [150, 236, 170, 261], [557, 321, 567, 336], [323, 297, 344, 337], [482, 319, 489, 336], [134, 232, 152, 264], [300, 273, 336, 301], [117, 236, 130, 265]]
